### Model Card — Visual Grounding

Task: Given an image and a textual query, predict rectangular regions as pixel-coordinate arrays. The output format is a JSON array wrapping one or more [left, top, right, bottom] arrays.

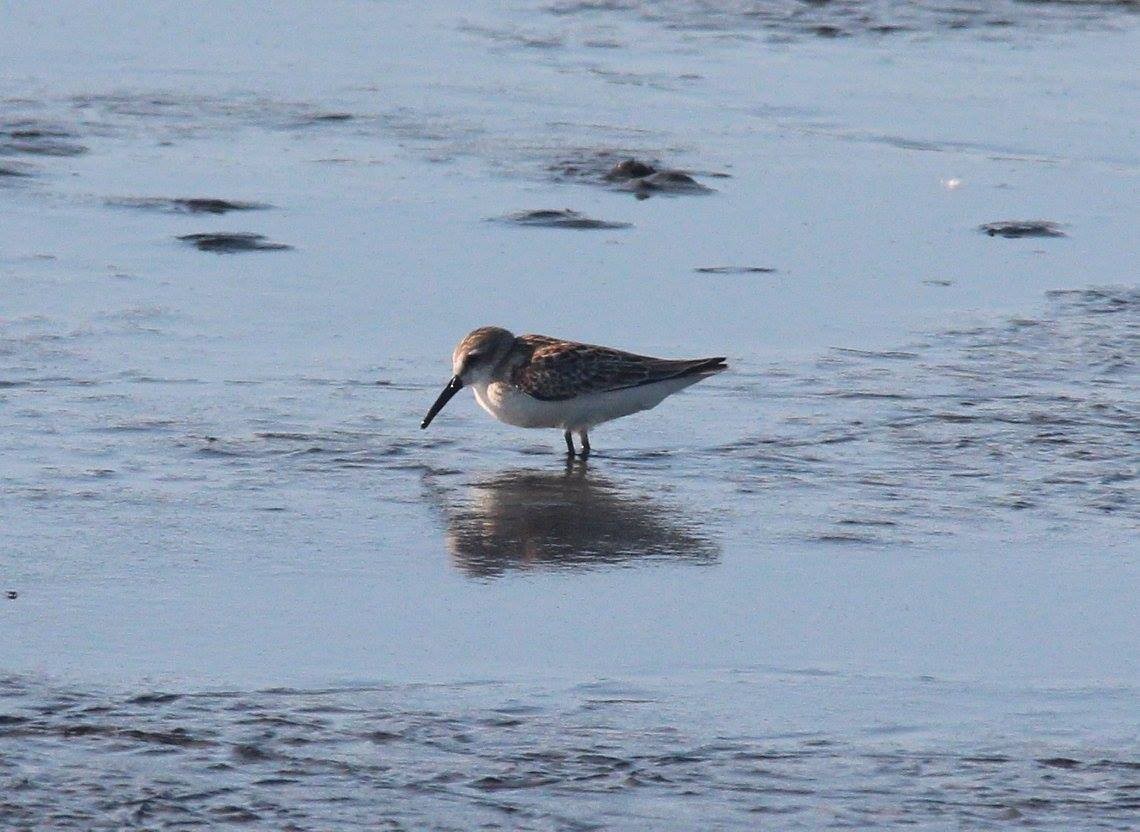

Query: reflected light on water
[[440, 464, 718, 578]]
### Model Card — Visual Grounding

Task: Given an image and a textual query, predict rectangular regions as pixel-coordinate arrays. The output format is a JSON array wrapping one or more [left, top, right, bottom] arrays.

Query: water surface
[[2, 1, 1137, 828]]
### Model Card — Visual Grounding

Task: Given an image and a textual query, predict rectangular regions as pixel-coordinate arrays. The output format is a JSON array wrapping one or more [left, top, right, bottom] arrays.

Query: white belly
[[470, 376, 705, 431]]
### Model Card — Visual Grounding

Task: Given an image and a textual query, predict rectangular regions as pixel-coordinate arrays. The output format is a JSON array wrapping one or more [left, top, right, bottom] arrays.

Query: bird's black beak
[[421, 375, 464, 429]]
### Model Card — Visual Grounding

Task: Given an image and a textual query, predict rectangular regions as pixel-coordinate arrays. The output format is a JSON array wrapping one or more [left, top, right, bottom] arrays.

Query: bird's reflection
[[442, 463, 718, 578]]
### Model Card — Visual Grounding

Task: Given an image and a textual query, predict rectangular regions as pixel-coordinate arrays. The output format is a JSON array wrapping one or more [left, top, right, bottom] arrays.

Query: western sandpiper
[[420, 327, 726, 456]]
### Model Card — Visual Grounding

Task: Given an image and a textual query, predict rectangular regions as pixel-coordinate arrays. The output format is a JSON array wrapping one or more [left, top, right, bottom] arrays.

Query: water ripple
[[1, 675, 1135, 831], [724, 286, 1140, 539]]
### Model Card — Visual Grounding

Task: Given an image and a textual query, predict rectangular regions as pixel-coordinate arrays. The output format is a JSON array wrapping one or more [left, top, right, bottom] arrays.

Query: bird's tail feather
[[676, 356, 727, 378]]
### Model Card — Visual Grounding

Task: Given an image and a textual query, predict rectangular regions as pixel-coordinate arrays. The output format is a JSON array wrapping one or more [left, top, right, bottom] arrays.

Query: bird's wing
[[510, 335, 725, 401]]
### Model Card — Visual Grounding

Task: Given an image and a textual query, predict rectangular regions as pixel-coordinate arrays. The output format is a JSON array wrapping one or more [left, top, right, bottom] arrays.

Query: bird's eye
[[467, 349, 485, 361]]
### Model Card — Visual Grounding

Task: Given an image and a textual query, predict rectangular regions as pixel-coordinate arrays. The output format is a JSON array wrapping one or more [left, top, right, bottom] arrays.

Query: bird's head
[[421, 327, 516, 429]]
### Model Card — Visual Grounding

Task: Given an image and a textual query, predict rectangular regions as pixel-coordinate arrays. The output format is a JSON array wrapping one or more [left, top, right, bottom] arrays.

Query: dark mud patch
[[549, 150, 663, 183], [695, 266, 778, 275], [495, 209, 632, 230], [177, 233, 293, 253], [299, 112, 355, 124], [546, 0, 1139, 40], [549, 153, 724, 196], [0, 164, 33, 178], [110, 197, 272, 215], [0, 138, 87, 157], [603, 158, 659, 181], [980, 220, 1066, 238], [618, 169, 714, 199], [0, 121, 87, 157], [1045, 287, 1137, 315]]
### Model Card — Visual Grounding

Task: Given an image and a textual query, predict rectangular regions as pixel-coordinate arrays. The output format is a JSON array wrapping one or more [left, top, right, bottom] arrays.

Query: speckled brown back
[[509, 335, 725, 401]]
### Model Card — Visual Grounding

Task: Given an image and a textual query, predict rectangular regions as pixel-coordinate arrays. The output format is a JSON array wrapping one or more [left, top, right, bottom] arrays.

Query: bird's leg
[[578, 431, 591, 458], [564, 430, 575, 456]]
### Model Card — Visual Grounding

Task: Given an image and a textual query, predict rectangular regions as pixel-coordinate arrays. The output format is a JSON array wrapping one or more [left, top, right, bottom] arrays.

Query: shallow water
[[3, 672, 1137, 831], [2, 1, 1138, 828]]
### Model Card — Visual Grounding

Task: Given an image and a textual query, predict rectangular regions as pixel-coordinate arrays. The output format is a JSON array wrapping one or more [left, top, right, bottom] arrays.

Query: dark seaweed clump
[[177, 233, 293, 253], [111, 197, 272, 215], [548, 153, 723, 197], [0, 121, 88, 157], [621, 169, 711, 197], [979, 220, 1066, 238], [603, 158, 713, 199], [497, 209, 632, 230], [695, 266, 777, 275], [547, 150, 662, 183], [603, 159, 657, 181]]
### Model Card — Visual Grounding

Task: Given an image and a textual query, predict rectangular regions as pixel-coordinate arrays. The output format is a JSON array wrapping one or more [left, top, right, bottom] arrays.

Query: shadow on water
[[438, 464, 718, 578]]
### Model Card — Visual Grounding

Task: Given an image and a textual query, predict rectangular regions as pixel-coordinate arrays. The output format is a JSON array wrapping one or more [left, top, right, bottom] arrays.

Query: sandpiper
[[421, 327, 726, 456]]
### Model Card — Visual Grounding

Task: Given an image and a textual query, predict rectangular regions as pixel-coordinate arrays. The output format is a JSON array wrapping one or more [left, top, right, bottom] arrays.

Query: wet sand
[[1, 1, 1137, 829]]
